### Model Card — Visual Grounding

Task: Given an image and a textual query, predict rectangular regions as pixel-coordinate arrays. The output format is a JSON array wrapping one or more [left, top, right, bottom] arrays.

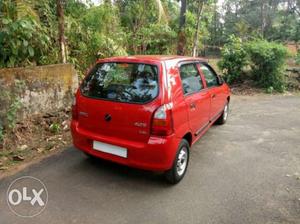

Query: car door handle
[[211, 94, 216, 99], [190, 103, 196, 109]]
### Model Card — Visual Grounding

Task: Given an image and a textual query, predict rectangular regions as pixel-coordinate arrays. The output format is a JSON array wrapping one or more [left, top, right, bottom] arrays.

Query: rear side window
[[179, 63, 203, 95], [81, 62, 159, 104], [199, 64, 218, 88]]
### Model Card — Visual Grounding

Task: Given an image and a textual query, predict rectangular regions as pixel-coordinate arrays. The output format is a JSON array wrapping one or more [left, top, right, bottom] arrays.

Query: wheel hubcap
[[223, 104, 228, 120], [176, 147, 188, 176]]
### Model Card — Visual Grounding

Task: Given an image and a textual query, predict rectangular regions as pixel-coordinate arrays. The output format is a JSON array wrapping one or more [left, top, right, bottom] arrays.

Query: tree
[[117, 0, 173, 55], [0, 0, 50, 67], [192, 0, 205, 56], [56, 0, 67, 63], [1, 0, 299, 70], [220, 0, 300, 42], [177, 0, 187, 55]]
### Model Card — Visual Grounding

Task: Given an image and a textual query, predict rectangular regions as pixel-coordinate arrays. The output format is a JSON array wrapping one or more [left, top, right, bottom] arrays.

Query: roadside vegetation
[[0, 110, 71, 172], [0, 0, 299, 72], [218, 36, 289, 92]]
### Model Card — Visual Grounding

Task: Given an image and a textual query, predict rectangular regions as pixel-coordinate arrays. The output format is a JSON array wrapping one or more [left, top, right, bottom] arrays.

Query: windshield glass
[[80, 62, 159, 104]]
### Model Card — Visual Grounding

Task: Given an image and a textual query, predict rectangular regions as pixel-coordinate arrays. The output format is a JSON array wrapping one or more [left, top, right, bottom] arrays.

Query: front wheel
[[216, 102, 229, 125], [165, 139, 190, 184]]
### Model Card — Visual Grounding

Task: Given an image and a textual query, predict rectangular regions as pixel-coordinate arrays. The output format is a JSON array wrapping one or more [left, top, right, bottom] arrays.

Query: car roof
[[98, 55, 208, 64]]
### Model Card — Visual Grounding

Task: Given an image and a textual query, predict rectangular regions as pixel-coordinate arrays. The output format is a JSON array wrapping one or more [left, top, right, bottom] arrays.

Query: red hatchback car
[[71, 55, 230, 184]]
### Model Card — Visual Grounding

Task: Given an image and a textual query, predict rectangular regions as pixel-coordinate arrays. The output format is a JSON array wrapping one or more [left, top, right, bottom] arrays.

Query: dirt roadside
[[0, 110, 72, 179]]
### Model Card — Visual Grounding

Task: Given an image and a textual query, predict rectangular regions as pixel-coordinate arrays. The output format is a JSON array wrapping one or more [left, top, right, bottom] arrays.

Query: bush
[[246, 40, 288, 92], [218, 35, 248, 84], [0, 17, 50, 68]]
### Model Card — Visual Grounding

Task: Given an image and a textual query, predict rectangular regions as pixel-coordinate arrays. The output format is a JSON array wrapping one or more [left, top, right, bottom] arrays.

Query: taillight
[[151, 104, 174, 136], [72, 97, 78, 120]]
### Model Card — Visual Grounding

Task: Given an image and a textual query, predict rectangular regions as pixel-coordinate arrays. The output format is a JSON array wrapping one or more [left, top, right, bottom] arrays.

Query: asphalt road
[[1, 95, 300, 224]]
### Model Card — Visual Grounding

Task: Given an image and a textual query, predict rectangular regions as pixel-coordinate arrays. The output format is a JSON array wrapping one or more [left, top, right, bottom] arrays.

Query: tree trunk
[[57, 0, 67, 63], [192, 1, 204, 57], [177, 0, 187, 55], [260, 0, 266, 38], [213, 0, 217, 48]]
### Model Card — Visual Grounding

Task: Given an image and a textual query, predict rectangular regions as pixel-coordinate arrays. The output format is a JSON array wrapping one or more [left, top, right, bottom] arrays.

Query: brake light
[[151, 104, 174, 136], [72, 97, 78, 120]]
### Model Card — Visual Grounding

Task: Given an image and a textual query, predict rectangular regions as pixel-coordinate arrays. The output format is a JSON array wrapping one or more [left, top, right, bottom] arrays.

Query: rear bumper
[[71, 120, 180, 171]]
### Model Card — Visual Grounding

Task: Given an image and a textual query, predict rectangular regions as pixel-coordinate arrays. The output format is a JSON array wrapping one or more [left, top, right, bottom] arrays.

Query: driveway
[[0, 95, 300, 224]]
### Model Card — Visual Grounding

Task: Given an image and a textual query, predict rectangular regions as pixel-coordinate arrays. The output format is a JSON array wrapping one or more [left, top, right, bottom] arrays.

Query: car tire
[[216, 102, 229, 125], [165, 139, 190, 184]]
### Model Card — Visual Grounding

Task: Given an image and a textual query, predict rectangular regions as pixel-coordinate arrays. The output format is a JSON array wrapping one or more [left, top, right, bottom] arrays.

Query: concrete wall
[[0, 64, 78, 127]]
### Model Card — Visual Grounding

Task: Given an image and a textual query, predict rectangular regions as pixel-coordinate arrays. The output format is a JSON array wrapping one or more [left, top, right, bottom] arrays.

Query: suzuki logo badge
[[104, 114, 112, 122]]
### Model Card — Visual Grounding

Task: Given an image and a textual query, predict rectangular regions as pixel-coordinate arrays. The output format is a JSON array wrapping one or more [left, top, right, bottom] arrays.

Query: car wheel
[[216, 102, 229, 125], [165, 139, 190, 184]]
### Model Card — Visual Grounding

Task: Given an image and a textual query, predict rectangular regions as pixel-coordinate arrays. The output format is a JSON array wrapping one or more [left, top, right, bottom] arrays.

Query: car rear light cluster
[[72, 97, 78, 120], [151, 103, 174, 136]]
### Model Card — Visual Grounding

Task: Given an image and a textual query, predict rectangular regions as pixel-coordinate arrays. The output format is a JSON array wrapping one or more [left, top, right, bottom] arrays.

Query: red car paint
[[71, 55, 230, 171]]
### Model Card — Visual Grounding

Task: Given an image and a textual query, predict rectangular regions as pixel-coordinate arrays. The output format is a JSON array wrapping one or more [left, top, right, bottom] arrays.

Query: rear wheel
[[216, 102, 229, 125], [165, 139, 190, 184]]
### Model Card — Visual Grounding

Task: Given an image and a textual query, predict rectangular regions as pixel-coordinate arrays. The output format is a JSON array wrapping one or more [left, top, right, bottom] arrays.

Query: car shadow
[[67, 148, 172, 188]]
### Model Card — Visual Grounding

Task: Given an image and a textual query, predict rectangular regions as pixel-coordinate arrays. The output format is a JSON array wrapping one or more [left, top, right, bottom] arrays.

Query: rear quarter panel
[[164, 60, 191, 141]]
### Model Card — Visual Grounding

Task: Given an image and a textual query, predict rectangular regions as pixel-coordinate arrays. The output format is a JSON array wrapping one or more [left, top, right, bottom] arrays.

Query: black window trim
[[80, 61, 161, 105], [199, 62, 223, 89], [178, 60, 207, 97]]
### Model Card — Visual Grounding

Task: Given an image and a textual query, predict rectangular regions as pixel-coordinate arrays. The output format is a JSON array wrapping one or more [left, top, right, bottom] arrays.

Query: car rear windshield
[[80, 62, 159, 104]]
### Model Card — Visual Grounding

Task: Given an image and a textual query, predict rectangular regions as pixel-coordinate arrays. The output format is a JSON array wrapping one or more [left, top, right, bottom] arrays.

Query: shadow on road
[[58, 147, 171, 188]]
